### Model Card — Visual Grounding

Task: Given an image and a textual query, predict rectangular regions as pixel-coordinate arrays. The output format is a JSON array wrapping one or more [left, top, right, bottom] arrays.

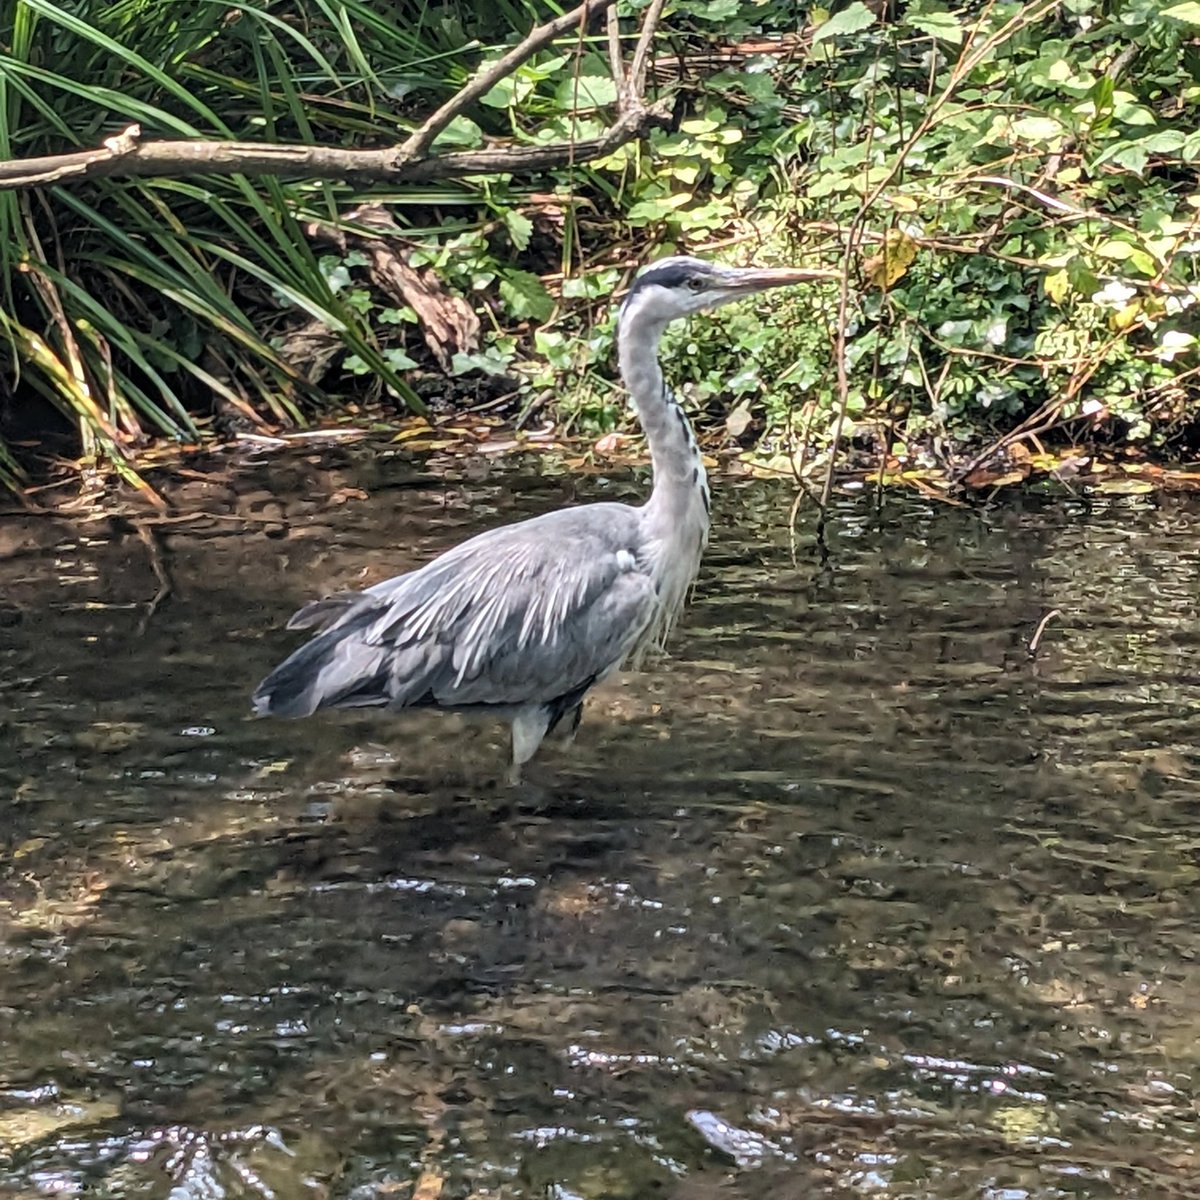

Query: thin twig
[[1028, 608, 1061, 658], [136, 522, 173, 632]]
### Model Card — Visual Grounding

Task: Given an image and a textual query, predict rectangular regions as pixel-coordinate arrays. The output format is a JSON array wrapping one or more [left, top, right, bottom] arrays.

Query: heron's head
[[619, 255, 837, 329]]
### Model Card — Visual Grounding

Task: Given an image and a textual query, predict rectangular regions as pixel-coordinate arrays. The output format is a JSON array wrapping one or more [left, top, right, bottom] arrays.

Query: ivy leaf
[[908, 11, 963, 43], [626, 193, 694, 222], [480, 66, 535, 109], [554, 74, 618, 110], [1097, 142, 1149, 173], [812, 2, 876, 43], [451, 347, 516, 377], [499, 269, 555, 322], [504, 210, 533, 253], [1162, 1, 1200, 23], [430, 115, 483, 150], [383, 348, 419, 371]]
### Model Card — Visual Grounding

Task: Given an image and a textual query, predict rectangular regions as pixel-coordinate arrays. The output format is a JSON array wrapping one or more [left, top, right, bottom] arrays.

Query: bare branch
[[0, 100, 672, 191], [629, 0, 670, 97], [607, 7, 632, 109], [400, 0, 614, 160]]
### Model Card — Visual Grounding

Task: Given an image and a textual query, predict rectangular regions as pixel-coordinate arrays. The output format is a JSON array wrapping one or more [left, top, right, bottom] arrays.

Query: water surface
[[3, 447, 1200, 1198]]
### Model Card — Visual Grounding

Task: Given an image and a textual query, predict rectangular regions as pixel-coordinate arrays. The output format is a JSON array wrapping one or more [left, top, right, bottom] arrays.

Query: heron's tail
[[252, 613, 392, 718]]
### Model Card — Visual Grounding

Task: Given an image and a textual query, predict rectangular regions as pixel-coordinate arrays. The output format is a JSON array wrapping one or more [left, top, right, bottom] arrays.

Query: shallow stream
[[3, 445, 1200, 1198]]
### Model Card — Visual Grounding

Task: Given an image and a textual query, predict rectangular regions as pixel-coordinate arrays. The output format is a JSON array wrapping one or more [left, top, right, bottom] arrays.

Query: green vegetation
[[1, 0, 1199, 497]]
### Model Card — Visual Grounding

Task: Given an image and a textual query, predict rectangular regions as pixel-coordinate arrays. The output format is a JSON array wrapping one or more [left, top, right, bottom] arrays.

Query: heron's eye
[[686, 277, 704, 293]]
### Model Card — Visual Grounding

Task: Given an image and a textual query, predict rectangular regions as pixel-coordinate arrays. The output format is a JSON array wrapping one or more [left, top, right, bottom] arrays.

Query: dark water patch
[[3, 457, 1200, 1197]]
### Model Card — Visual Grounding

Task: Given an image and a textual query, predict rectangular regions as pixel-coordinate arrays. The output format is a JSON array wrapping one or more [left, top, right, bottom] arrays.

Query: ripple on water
[[3, 476, 1200, 1197]]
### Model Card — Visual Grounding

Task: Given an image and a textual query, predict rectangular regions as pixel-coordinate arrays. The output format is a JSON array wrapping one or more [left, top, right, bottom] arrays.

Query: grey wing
[[253, 504, 658, 718]]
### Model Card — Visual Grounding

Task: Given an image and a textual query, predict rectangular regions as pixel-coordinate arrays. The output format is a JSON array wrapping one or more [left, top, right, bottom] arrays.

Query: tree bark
[[0, 102, 671, 191]]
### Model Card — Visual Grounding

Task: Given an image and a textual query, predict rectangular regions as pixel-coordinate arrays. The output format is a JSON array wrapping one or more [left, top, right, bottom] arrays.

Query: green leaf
[[1134, 131, 1187, 154], [1128, 248, 1158, 276], [626, 193, 694, 222], [504, 210, 533, 253], [452, 346, 516, 376], [908, 11, 963, 43], [1098, 142, 1149, 173], [1011, 115, 1065, 142], [1162, 1, 1200, 23], [1114, 101, 1157, 127], [383, 348, 419, 371], [499, 269, 554, 322], [812, 2, 876, 43], [1044, 268, 1071, 304], [687, 0, 740, 18], [480, 66, 535, 109], [430, 115, 484, 149], [554, 74, 618, 110]]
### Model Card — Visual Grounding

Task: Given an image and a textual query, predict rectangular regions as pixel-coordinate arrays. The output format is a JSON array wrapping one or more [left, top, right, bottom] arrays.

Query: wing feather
[[253, 503, 659, 718]]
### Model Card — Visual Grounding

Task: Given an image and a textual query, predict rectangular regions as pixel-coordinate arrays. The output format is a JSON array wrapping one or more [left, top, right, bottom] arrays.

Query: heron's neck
[[618, 315, 711, 534]]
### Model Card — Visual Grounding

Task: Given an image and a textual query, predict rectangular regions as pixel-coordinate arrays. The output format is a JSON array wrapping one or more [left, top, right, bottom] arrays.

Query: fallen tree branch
[[0, 0, 677, 193], [0, 101, 671, 190]]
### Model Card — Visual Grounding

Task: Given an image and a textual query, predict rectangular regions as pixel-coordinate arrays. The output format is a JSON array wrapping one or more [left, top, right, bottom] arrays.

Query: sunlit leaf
[[908, 11, 963, 43], [1162, 1, 1200, 24], [863, 229, 918, 289], [1094, 477, 1155, 494], [812, 2, 876, 43], [1096, 239, 1136, 260], [1011, 115, 1066, 142], [504, 210, 534, 252], [1041, 270, 1070, 304], [554, 74, 617, 110]]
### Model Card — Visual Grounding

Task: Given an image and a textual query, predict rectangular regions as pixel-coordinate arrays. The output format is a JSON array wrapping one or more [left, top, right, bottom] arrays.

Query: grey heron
[[252, 255, 831, 780]]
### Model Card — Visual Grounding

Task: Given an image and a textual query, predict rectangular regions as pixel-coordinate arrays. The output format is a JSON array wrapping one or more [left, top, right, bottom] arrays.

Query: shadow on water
[[3, 445, 1200, 1198]]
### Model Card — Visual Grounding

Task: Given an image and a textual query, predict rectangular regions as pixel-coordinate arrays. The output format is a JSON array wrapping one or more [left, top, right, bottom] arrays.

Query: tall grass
[[0, 0, 552, 495]]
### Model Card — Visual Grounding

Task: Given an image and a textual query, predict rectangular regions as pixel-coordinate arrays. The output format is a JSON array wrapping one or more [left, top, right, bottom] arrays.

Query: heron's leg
[[557, 702, 584, 744], [507, 707, 550, 786]]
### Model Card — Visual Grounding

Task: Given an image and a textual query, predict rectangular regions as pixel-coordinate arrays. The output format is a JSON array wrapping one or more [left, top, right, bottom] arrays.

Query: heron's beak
[[724, 266, 841, 291]]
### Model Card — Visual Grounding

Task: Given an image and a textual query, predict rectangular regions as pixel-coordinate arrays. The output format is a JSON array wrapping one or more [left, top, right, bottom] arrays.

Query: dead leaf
[[1094, 477, 1155, 495], [863, 228, 919, 290], [725, 402, 753, 439], [392, 423, 435, 443], [963, 467, 1028, 489], [412, 1168, 444, 1200], [328, 487, 369, 505]]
